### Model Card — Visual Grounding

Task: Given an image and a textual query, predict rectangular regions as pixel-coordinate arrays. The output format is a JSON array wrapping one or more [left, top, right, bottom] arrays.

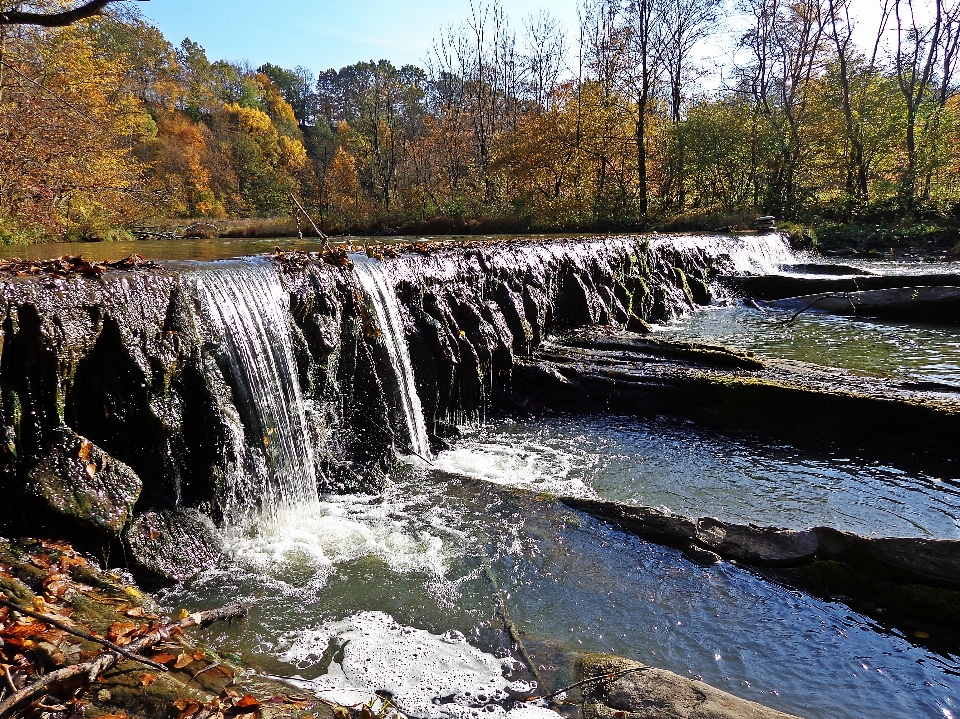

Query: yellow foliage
[[279, 136, 308, 171]]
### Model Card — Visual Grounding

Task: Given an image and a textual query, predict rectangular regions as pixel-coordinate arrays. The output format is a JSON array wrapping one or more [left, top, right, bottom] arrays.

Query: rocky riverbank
[[0, 537, 334, 719]]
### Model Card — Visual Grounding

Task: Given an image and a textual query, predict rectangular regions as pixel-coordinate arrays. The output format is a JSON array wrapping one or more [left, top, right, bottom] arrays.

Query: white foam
[[223, 497, 451, 592], [432, 441, 597, 499], [279, 612, 559, 719]]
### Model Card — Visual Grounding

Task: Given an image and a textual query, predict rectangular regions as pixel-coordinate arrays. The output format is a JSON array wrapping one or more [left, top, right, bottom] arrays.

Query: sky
[[138, 0, 892, 79], [139, 0, 583, 72]]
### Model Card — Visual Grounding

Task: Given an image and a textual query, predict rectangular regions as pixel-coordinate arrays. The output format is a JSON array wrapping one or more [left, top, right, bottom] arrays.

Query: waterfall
[[723, 232, 795, 275], [192, 261, 318, 523], [353, 256, 432, 460]]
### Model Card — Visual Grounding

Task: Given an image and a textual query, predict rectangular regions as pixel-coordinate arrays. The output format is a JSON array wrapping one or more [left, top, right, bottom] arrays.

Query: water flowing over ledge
[[2, 232, 960, 719], [0, 231, 955, 573]]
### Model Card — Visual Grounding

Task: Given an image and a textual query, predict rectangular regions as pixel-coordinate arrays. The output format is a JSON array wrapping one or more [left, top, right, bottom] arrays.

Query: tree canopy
[[4, 0, 960, 243]]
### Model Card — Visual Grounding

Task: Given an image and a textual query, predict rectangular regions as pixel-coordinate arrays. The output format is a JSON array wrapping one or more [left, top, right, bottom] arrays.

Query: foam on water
[[431, 435, 597, 498], [221, 496, 452, 594], [279, 612, 558, 719]]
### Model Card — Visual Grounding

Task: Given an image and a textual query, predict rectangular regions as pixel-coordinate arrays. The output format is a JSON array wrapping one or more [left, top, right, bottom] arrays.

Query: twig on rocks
[[526, 665, 651, 702], [0, 596, 168, 672], [2, 666, 15, 694], [0, 604, 247, 718]]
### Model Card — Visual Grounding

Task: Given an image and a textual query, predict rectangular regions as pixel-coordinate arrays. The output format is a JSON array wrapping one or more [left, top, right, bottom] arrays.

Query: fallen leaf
[[232, 695, 260, 713], [176, 701, 201, 719], [140, 673, 157, 687], [192, 651, 206, 661], [174, 653, 193, 669], [152, 653, 177, 664], [77, 440, 92, 461]]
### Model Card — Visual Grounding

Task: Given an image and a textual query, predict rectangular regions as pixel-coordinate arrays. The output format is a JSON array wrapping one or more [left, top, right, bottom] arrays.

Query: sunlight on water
[[434, 415, 960, 538], [659, 302, 960, 386]]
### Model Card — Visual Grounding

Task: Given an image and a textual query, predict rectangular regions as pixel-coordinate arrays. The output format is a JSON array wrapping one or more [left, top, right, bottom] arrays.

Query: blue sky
[[140, 0, 887, 77], [140, 0, 583, 72]]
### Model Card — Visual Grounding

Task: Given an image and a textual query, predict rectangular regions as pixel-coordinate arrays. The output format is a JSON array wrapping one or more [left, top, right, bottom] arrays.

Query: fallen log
[[0, 604, 247, 717]]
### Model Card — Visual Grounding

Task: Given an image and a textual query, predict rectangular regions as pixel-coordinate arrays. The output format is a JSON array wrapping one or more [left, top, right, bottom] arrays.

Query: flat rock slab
[[772, 285, 960, 322], [511, 328, 960, 459], [721, 272, 960, 301], [579, 654, 801, 719]]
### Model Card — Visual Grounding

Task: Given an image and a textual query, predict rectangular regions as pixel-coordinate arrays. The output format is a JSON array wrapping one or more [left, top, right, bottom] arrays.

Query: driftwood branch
[[0, 604, 247, 717], [289, 193, 330, 246], [527, 665, 651, 702], [0, 596, 167, 672], [0, 0, 128, 27]]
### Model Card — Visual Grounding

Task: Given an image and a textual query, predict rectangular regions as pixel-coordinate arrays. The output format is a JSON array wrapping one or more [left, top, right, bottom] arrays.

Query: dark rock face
[[124, 508, 221, 583], [0, 236, 744, 574], [25, 427, 141, 540]]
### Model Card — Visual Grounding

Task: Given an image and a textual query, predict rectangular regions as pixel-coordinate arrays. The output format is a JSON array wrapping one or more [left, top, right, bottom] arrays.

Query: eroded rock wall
[[0, 235, 740, 572]]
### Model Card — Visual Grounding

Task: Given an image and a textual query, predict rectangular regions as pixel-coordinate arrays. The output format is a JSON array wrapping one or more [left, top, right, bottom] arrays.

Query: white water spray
[[192, 261, 318, 524], [353, 256, 432, 459]]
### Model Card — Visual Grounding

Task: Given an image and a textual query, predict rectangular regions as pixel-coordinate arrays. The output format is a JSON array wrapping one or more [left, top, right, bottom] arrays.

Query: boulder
[[579, 654, 802, 719], [124, 507, 221, 583], [26, 427, 141, 539]]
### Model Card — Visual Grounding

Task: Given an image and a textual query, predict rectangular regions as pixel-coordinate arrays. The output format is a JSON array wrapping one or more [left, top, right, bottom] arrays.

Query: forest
[[1, 0, 960, 243]]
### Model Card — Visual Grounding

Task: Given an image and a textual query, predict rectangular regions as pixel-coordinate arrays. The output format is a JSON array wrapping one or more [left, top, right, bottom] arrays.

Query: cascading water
[[192, 261, 318, 524], [353, 256, 432, 459], [722, 232, 795, 274]]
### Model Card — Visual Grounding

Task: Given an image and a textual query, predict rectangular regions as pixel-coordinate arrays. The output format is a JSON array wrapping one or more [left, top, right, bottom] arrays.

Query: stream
[[105, 239, 958, 719]]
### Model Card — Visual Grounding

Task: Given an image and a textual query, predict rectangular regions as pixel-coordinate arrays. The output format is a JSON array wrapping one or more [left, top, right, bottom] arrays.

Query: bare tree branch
[[0, 0, 128, 27]]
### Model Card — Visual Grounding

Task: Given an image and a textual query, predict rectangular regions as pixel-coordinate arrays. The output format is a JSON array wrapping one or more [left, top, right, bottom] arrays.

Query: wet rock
[[626, 314, 653, 333], [772, 285, 960, 323], [494, 281, 534, 355], [781, 263, 874, 276], [524, 331, 960, 460], [124, 508, 221, 583], [512, 361, 591, 408], [724, 271, 960, 301], [579, 654, 801, 719], [562, 497, 960, 629], [560, 329, 765, 371], [26, 427, 141, 540], [561, 497, 696, 546], [849, 535, 960, 589], [695, 518, 819, 567]]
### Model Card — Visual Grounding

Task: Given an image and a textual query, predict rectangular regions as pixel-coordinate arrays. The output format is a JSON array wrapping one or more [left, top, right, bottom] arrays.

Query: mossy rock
[[26, 427, 141, 539]]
